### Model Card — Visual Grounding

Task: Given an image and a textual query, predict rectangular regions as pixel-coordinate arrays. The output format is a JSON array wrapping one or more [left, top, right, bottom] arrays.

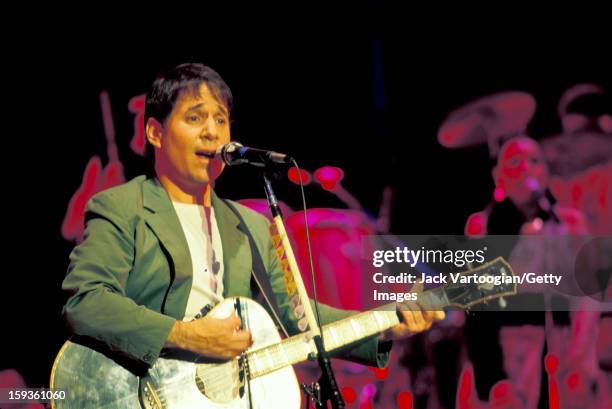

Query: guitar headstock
[[442, 257, 517, 309]]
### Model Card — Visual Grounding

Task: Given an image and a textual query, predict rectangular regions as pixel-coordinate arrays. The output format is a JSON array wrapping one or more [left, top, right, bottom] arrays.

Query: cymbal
[[438, 91, 536, 149]]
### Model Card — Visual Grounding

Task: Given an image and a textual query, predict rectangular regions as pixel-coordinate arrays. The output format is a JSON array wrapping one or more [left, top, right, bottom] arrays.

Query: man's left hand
[[380, 281, 445, 341]]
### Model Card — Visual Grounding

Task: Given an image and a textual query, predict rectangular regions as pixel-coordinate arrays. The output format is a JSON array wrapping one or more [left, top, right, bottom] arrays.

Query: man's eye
[[215, 117, 227, 125], [508, 158, 520, 167], [186, 115, 201, 123]]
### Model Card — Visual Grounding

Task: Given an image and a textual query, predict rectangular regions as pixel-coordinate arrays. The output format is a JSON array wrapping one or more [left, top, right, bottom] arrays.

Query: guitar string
[[152, 268, 512, 396], [160, 288, 490, 397], [64, 271, 512, 402], [160, 290, 441, 392], [148, 315, 395, 397], [144, 286, 465, 397]]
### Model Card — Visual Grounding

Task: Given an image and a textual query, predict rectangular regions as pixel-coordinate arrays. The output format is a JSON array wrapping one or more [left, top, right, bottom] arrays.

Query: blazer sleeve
[[62, 192, 175, 366]]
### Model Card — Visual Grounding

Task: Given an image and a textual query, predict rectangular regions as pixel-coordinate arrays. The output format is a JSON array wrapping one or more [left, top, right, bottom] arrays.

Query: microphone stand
[[261, 170, 345, 409]]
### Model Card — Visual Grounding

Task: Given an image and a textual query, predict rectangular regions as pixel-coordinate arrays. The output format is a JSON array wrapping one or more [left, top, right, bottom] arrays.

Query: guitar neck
[[246, 287, 449, 379]]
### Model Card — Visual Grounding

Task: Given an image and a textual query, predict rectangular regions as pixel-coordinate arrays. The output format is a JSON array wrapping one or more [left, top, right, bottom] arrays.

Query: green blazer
[[63, 176, 390, 368]]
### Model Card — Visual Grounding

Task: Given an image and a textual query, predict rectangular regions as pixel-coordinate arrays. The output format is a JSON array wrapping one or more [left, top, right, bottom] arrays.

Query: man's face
[[495, 138, 549, 205], [152, 83, 231, 190]]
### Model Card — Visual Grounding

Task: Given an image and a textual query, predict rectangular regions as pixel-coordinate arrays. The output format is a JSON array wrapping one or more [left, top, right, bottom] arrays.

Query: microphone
[[214, 142, 292, 166]]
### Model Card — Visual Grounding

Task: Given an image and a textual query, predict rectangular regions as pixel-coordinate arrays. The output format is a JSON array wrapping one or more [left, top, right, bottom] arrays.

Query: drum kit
[[438, 85, 611, 236]]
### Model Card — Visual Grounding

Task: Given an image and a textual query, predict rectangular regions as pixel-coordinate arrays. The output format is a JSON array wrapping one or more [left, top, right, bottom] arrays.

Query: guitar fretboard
[[246, 287, 449, 379]]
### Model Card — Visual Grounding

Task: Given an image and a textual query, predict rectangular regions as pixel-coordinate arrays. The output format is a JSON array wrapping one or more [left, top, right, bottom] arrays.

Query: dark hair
[[144, 63, 233, 159]]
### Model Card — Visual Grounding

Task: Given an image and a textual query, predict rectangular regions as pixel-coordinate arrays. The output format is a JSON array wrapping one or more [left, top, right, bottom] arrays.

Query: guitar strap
[[224, 200, 290, 338]]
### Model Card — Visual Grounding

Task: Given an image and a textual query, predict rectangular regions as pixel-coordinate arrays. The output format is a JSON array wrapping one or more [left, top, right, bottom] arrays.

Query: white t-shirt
[[172, 202, 225, 321]]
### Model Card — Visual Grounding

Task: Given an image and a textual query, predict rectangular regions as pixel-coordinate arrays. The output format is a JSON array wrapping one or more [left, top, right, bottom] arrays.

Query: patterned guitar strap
[[224, 200, 290, 338]]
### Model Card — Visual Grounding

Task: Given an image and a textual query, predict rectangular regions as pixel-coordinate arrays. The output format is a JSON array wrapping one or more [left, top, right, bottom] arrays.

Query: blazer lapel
[[212, 192, 253, 297], [142, 178, 193, 310]]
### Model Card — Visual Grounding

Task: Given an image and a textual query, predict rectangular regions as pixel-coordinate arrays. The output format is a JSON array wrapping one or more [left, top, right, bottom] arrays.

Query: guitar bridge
[[238, 352, 254, 397], [139, 379, 164, 409]]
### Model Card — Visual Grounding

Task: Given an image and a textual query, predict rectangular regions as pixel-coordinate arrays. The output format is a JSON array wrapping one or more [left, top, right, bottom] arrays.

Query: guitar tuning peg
[[499, 296, 507, 309]]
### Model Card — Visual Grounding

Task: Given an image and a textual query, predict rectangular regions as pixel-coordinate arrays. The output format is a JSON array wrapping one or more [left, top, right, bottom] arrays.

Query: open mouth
[[196, 151, 215, 159]]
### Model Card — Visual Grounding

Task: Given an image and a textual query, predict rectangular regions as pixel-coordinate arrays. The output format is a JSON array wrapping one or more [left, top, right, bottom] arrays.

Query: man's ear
[[146, 117, 164, 149]]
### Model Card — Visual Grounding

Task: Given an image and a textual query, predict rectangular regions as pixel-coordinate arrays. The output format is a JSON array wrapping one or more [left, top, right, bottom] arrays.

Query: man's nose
[[518, 159, 530, 173], [201, 119, 218, 140]]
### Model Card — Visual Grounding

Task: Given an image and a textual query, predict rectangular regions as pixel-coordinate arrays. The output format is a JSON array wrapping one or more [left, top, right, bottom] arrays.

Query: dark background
[[3, 5, 611, 390]]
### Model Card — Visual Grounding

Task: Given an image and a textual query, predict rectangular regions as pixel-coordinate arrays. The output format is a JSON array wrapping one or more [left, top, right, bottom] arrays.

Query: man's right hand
[[166, 312, 252, 359]]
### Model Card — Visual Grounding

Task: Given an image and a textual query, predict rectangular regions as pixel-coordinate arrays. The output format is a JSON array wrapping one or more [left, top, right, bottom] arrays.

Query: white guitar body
[[51, 298, 300, 409]]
